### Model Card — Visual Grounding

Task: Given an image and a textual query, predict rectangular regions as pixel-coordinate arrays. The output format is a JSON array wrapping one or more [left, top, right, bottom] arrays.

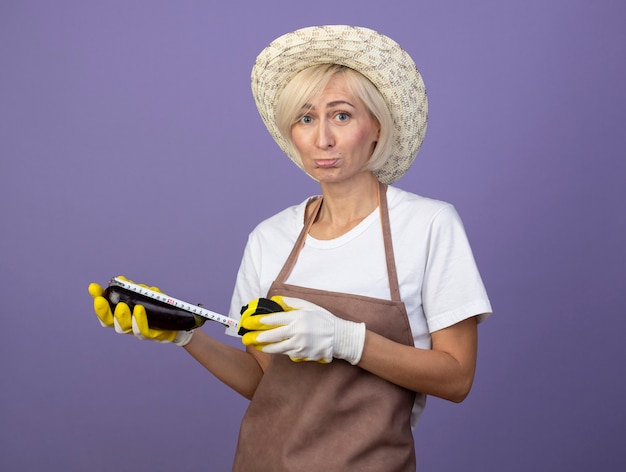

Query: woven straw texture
[[251, 25, 428, 184]]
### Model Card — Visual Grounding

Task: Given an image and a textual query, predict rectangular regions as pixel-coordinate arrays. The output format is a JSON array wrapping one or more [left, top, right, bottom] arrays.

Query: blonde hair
[[274, 64, 394, 175]]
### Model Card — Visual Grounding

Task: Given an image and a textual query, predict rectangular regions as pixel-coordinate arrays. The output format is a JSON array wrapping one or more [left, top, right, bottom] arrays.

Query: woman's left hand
[[241, 297, 366, 365]]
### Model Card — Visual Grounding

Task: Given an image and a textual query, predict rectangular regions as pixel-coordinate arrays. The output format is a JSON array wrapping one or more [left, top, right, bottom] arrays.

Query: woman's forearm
[[358, 317, 478, 403], [183, 329, 264, 399]]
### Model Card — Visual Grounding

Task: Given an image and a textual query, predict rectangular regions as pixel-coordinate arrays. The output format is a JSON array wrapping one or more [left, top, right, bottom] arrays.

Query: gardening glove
[[241, 297, 366, 365], [88, 276, 193, 347]]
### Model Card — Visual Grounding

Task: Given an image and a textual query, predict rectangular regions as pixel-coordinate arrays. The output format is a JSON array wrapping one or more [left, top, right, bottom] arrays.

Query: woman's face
[[290, 74, 380, 185]]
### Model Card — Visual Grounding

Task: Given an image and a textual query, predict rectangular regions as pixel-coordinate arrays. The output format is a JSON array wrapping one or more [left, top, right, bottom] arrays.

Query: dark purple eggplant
[[103, 285, 204, 331]]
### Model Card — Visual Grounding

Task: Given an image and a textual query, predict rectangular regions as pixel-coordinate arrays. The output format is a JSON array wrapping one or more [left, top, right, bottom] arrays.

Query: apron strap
[[378, 182, 402, 303], [273, 195, 322, 285], [274, 182, 401, 303]]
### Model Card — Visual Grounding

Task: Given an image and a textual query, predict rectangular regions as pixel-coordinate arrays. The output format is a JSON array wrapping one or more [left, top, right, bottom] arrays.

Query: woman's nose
[[315, 120, 335, 149]]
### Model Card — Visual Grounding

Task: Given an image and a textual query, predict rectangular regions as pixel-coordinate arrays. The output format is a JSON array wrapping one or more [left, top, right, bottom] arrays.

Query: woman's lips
[[314, 159, 339, 168]]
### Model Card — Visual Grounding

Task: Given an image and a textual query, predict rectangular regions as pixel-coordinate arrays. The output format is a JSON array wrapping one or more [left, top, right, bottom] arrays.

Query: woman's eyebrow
[[327, 100, 355, 108], [301, 100, 356, 110]]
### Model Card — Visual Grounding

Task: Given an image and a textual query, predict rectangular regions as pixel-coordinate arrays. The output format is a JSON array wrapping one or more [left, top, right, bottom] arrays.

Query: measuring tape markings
[[109, 277, 238, 329]]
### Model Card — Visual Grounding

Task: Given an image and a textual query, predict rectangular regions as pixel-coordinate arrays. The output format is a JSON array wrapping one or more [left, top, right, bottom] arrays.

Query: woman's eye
[[299, 115, 313, 124], [336, 112, 350, 122]]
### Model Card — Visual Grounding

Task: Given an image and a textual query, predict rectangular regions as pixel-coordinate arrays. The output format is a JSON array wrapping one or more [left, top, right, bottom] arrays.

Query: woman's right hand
[[88, 278, 193, 347]]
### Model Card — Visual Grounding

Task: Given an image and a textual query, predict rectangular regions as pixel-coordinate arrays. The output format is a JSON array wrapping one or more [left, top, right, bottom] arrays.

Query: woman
[[89, 25, 491, 471]]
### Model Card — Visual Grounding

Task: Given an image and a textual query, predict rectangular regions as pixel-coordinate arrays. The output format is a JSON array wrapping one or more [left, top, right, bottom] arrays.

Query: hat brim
[[251, 25, 428, 184]]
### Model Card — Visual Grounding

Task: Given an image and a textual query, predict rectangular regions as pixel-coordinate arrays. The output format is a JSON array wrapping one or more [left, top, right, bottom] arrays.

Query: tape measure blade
[[109, 277, 239, 329]]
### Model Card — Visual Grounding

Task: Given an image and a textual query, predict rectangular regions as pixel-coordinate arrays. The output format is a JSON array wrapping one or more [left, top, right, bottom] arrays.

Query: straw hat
[[251, 25, 428, 184]]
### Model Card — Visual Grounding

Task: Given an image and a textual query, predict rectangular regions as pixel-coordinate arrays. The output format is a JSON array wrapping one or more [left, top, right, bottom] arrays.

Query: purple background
[[1, 1, 624, 470]]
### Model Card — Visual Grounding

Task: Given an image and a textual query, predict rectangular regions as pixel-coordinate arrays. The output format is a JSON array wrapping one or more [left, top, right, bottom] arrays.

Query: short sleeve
[[421, 205, 492, 332], [224, 234, 261, 337], [223, 200, 308, 337]]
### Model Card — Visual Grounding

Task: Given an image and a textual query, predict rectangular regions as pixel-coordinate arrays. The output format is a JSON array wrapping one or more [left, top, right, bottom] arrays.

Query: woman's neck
[[309, 173, 381, 240]]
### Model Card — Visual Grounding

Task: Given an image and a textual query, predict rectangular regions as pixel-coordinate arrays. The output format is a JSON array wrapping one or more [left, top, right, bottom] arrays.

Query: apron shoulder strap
[[378, 183, 402, 303], [273, 196, 322, 284]]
